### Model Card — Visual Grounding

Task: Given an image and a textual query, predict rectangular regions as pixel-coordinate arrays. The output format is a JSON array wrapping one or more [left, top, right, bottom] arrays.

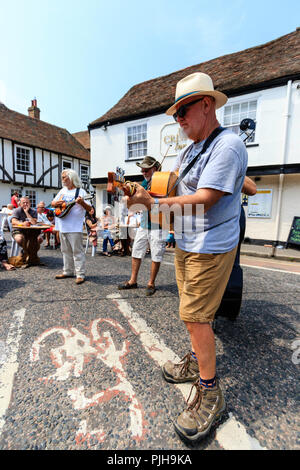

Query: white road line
[[108, 294, 265, 450], [241, 263, 300, 275], [107, 293, 192, 401], [0, 308, 26, 436], [164, 258, 300, 275], [216, 413, 267, 450]]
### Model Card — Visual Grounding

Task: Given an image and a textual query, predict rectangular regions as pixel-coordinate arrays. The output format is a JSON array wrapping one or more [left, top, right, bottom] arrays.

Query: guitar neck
[[107, 172, 136, 197]]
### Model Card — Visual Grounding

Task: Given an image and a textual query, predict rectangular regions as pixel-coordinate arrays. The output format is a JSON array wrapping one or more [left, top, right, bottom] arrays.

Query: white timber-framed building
[[0, 100, 90, 208], [88, 29, 300, 247]]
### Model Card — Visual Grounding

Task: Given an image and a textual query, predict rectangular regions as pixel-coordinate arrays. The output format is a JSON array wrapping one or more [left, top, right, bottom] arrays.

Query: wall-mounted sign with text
[[247, 189, 273, 218], [160, 123, 191, 157]]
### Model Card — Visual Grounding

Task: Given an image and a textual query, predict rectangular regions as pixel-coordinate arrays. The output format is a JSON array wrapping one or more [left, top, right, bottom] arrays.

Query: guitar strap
[[75, 188, 80, 199], [166, 126, 225, 197]]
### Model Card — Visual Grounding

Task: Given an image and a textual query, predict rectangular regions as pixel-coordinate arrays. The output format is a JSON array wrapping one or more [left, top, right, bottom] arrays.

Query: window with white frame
[[11, 188, 23, 198], [223, 100, 257, 142], [25, 190, 36, 207], [127, 123, 147, 159], [80, 164, 89, 182], [62, 159, 72, 170], [15, 145, 31, 172]]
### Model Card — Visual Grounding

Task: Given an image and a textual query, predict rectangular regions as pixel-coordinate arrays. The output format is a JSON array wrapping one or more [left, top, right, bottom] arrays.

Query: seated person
[[39, 201, 50, 215], [0, 228, 15, 270], [36, 202, 51, 225], [2, 204, 14, 215], [36, 202, 59, 248], [166, 230, 175, 248], [120, 211, 141, 256], [85, 205, 98, 249], [45, 211, 60, 249], [101, 207, 115, 256], [1, 204, 14, 231], [11, 196, 42, 252]]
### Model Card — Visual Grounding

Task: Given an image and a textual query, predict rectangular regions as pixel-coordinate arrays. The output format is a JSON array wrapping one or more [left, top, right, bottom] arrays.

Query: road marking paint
[[108, 293, 193, 401], [0, 308, 26, 436], [241, 263, 300, 275], [109, 294, 266, 450], [216, 413, 267, 450], [165, 258, 300, 275], [30, 318, 146, 443]]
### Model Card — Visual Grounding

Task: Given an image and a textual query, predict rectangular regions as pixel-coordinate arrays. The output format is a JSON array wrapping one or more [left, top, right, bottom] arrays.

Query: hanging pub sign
[[286, 216, 300, 248], [247, 189, 273, 218], [160, 123, 191, 157]]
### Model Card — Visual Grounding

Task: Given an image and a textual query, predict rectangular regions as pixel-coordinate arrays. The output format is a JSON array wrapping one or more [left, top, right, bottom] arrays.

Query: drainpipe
[[272, 80, 292, 256]]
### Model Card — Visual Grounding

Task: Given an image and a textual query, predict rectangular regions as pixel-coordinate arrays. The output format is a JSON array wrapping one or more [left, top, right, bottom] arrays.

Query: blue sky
[[0, 0, 299, 133]]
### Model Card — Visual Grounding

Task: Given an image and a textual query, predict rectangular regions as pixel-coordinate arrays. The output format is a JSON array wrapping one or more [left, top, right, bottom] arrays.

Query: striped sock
[[199, 376, 217, 388], [191, 351, 197, 361]]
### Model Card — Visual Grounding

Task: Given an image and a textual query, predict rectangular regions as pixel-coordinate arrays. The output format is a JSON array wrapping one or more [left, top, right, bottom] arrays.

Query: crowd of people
[[0, 168, 175, 279], [0, 71, 260, 445]]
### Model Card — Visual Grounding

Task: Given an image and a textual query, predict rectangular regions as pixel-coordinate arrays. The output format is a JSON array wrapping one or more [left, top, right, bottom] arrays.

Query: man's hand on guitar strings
[[125, 183, 154, 210], [75, 196, 84, 206]]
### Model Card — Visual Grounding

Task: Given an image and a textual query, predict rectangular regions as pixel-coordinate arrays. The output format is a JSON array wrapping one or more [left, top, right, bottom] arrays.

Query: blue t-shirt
[[172, 129, 248, 253]]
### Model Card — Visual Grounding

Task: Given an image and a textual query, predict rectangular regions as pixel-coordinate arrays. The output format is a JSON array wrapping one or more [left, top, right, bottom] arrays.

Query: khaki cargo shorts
[[175, 245, 237, 323]]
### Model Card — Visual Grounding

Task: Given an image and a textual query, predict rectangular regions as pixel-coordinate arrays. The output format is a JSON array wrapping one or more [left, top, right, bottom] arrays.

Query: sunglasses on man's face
[[173, 97, 204, 122]]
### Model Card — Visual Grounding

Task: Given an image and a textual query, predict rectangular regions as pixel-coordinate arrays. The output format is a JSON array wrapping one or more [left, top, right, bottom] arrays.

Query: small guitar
[[107, 167, 178, 228], [54, 195, 93, 218], [107, 167, 178, 199]]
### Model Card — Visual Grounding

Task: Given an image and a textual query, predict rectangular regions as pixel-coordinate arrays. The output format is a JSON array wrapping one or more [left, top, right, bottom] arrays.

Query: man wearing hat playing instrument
[[118, 156, 166, 296], [125, 72, 248, 443]]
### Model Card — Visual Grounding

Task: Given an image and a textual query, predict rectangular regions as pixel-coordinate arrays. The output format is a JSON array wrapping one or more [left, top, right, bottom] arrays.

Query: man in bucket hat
[[125, 72, 248, 443], [118, 155, 165, 296]]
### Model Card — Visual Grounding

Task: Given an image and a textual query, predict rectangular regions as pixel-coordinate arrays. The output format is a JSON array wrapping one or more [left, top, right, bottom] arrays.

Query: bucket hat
[[136, 156, 160, 170]]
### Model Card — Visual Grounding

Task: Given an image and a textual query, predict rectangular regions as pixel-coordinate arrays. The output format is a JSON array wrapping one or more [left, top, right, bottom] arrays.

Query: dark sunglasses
[[173, 97, 204, 121]]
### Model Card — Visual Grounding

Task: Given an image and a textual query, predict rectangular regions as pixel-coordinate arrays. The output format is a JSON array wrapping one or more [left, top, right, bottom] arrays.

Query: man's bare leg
[[148, 261, 160, 288], [128, 257, 142, 285], [185, 322, 216, 380], [13, 234, 25, 250]]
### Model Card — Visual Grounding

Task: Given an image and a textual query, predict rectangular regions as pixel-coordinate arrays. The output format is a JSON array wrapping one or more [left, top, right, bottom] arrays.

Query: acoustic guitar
[[107, 168, 178, 199], [107, 168, 178, 229], [54, 195, 93, 218]]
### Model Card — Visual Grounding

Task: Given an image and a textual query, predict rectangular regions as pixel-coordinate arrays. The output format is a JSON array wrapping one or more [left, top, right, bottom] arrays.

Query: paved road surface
[[0, 247, 299, 451]]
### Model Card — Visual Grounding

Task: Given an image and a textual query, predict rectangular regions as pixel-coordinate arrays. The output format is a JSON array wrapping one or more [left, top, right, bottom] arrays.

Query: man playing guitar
[[51, 169, 91, 285], [118, 156, 166, 296], [125, 72, 248, 443]]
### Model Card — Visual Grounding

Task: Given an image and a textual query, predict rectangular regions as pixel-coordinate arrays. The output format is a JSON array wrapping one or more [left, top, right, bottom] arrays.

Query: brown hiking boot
[[174, 379, 226, 443], [162, 352, 199, 383]]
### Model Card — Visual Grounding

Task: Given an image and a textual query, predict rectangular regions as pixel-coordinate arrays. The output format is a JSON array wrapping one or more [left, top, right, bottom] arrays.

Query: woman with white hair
[[51, 169, 91, 284]]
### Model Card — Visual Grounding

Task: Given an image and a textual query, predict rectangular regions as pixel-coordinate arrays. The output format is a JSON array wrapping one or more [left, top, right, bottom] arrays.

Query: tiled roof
[[72, 130, 90, 150], [0, 103, 90, 161], [89, 29, 300, 128]]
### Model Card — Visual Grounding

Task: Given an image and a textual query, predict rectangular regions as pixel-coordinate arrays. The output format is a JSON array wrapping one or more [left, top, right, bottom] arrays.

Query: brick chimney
[[28, 99, 40, 119]]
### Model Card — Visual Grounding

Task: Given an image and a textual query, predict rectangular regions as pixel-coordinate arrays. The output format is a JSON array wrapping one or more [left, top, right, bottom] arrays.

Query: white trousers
[[60, 232, 86, 278]]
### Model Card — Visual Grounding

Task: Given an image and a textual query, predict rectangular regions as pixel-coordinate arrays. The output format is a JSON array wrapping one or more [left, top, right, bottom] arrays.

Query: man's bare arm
[[242, 176, 257, 196]]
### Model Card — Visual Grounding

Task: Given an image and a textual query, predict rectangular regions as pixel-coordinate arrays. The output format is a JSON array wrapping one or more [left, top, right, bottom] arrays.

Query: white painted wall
[[0, 183, 58, 208], [244, 174, 300, 242], [90, 81, 300, 243], [91, 83, 300, 178], [0, 137, 90, 208]]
